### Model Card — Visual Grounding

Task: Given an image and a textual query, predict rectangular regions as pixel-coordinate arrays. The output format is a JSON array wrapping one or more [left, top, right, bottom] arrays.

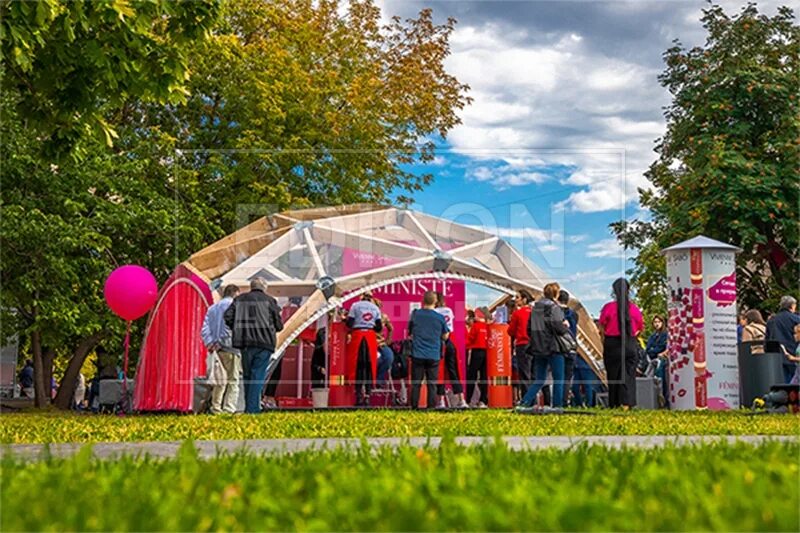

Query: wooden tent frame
[[184, 204, 607, 384]]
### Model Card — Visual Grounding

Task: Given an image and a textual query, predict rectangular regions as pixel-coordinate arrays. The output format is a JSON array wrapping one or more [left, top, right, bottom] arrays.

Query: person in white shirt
[[435, 291, 468, 408], [346, 292, 383, 406]]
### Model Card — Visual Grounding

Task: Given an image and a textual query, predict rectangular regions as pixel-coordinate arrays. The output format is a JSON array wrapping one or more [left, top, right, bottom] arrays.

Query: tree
[[1, 0, 471, 408], [0, 0, 219, 152], [152, 0, 471, 232], [0, 89, 219, 407], [613, 3, 800, 317]]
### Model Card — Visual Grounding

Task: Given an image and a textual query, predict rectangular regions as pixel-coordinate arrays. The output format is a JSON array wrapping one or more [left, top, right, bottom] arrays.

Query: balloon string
[[123, 321, 131, 378], [120, 321, 131, 414]]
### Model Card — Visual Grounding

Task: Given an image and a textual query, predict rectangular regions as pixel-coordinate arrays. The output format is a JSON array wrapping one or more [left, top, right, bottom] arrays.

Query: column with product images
[[662, 236, 741, 410], [690, 249, 708, 409]]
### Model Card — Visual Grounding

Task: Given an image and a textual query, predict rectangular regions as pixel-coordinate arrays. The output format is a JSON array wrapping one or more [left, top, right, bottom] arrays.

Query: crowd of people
[[21, 276, 794, 413], [738, 296, 800, 385], [198, 277, 605, 412], [195, 276, 800, 412]]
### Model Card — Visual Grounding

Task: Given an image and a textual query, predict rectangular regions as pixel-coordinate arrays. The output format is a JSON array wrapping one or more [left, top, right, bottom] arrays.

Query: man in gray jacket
[[201, 284, 241, 413]]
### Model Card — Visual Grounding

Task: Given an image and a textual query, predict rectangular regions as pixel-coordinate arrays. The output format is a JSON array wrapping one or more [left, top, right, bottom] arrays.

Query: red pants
[[346, 329, 378, 386]]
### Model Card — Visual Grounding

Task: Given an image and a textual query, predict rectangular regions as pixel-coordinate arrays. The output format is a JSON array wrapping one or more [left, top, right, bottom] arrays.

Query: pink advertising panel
[[342, 249, 467, 391]]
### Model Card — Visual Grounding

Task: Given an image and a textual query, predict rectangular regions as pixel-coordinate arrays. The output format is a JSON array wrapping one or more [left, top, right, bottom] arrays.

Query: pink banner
[[342, 249, 467, 391]]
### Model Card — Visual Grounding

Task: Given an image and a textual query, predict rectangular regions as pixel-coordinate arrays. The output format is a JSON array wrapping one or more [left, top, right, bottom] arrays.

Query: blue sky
[[400, 150, 632, 314], [378, 0, 783, 315]]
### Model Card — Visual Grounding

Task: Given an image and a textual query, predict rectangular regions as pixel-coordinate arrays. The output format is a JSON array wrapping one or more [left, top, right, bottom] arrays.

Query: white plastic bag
[[206, 350, 228, 387]]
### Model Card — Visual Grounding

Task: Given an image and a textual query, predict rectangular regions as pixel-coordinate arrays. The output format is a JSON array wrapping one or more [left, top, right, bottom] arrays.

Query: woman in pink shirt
[[598, 278, 644, 408]]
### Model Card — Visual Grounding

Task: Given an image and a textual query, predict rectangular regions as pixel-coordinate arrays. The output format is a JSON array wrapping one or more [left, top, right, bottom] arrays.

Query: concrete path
[[2, 435, 796, 461]]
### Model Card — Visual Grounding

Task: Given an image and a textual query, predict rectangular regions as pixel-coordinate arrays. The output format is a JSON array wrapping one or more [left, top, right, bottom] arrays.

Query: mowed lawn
[[1, 410, 797, 443], [2, 440, 798, 531]]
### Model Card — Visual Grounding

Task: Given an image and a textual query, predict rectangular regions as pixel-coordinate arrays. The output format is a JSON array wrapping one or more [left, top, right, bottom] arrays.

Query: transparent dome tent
[[134, 204, 606, 411]]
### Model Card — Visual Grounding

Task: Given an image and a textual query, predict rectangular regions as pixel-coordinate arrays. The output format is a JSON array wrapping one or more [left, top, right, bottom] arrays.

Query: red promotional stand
[[328, 321, 353, 406], [487, 323, 513, 408]]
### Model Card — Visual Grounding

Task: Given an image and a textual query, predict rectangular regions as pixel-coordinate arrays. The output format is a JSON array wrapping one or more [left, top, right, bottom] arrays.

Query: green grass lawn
[[1, 410, 797, 443], [2, 440, 797, 531]]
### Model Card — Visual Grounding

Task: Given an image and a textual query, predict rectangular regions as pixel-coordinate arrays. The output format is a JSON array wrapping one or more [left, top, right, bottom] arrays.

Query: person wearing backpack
[[517, 283, 571, 409]]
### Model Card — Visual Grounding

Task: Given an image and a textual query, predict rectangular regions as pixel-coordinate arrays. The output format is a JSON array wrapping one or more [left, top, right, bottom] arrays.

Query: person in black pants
[[466, 307, 490, 407], [434, 292, 468, 408], [408, 290, 449, 409], [558, 289, 579, 405], [598, 278, 644, 408], [262, 357, 283, 409]]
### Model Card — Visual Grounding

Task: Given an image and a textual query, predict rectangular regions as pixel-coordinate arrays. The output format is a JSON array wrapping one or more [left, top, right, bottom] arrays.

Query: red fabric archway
[[134, 264, 213, 411]]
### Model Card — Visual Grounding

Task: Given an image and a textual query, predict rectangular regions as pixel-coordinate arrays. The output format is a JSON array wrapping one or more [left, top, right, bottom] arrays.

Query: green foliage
[[156, 0, 471, 231], [0, 0, 219, 151], [2, 441, 797, 531], [1, 0, 472, 408], [1, 411, 797, 444], [613, 4, 800, 316], [0, 88, 221, 404]]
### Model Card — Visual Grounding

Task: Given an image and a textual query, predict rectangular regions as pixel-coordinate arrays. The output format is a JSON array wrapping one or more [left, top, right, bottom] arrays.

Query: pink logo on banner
[[707, 272, 736, 307]]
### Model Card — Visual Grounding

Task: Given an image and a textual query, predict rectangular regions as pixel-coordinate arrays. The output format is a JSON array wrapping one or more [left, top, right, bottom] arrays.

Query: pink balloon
[[104, 265, 159, 321]]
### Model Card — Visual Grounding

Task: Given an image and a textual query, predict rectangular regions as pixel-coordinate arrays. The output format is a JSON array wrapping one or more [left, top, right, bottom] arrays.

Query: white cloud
[[441, 21, 669, 212], [586, 238, 626, 258], [459, 92, 532, 126], [466, 165, 549, 190], [573, 285, 611, 302], [563, 267, 620, 283], [467, 224, 559, 243], [567, 234, 588, 243]]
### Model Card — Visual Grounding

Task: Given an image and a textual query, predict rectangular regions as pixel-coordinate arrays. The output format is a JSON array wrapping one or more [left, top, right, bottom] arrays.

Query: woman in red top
[[598, 278, 644, 408], [508, 290, 533, 401], [466, 307, 490, 408]]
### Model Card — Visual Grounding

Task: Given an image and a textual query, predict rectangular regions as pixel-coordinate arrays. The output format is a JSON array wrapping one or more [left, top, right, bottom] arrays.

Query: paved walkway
[[3, 435, 796, 460]]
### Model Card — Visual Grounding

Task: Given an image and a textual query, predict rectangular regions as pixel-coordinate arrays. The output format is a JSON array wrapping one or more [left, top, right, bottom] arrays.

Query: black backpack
[[390, 339, 411, 379]]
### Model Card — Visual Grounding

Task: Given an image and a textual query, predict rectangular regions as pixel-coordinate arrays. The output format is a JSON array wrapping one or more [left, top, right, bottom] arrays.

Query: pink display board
[[342, 249, 467, 391]]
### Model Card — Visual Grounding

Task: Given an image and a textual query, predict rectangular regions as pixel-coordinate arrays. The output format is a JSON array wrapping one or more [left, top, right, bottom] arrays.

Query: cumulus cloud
[[380, 0, 772, 212]]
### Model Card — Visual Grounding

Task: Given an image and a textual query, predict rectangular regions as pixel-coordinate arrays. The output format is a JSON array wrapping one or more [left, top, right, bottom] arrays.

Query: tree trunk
[[30, 330, 47, 408], [42, 347, 55, 404], [53, 333, 104, 410]]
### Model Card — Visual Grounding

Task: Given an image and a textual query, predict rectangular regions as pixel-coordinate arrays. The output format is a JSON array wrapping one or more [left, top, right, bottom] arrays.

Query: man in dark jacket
[[18, 359, 34, 398], [766, 295, 800, 383], [224, 277, 284, 413]]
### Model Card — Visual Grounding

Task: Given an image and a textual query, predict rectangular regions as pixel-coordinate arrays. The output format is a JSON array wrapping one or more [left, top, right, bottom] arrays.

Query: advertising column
[[663, 236, 741, 410]]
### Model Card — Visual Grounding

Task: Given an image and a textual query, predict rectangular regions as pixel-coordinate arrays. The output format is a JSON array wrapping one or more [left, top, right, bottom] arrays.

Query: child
[[781, 323, 800, 385]]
